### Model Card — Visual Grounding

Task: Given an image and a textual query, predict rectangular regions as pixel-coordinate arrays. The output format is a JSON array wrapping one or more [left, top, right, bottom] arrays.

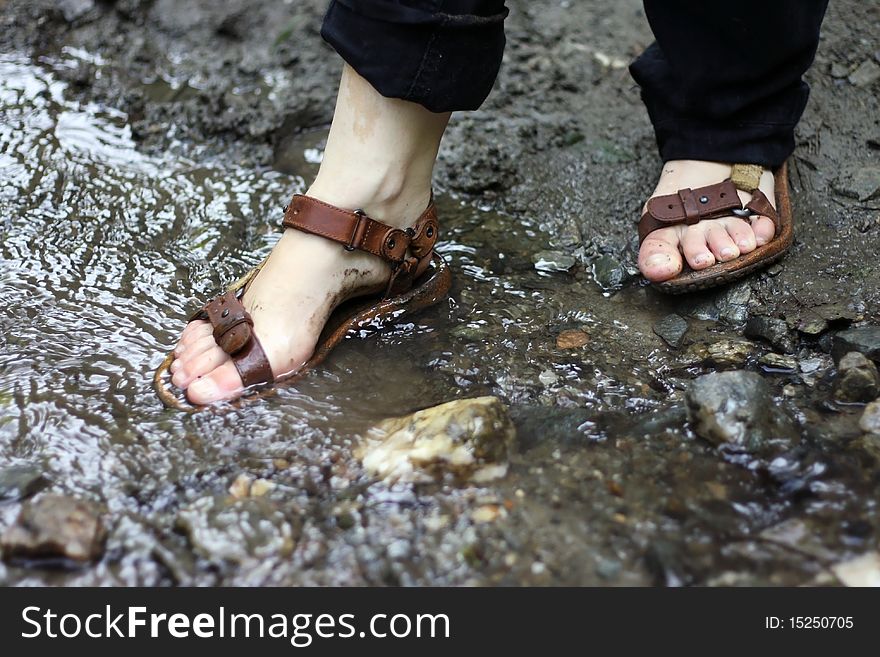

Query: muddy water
[[0, 49, 877, 587]]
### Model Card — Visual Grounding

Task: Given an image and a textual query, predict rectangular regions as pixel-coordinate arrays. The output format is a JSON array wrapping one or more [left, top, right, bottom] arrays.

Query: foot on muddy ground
[[170, 187, 430, 404], [638, 160, 777, 283]]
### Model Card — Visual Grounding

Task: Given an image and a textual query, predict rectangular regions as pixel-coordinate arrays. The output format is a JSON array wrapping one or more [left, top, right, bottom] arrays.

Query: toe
[[724, 218, 756, 254], [752, 216, 776, 246], [176, 321, 211, 355], [172, 333, 216, 375], [172, 342, 230, 389], [706, 224, 739, 262], [680, 225, 716, 270], [186, 360, 244, 404], [638, 229, 684, 282]]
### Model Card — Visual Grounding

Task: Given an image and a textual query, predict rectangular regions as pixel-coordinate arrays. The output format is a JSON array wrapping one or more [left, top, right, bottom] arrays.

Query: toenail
[[738, 240, 750, 249], [721, 247, 736, 259], [756, 236, 768, 246], [646, 254, 669, 268], [694, 254, 711, 266]]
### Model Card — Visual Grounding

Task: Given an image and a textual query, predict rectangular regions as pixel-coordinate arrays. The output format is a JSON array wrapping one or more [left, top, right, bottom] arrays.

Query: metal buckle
[[732, 208, 752, 218], [345, 209, 367, 251]]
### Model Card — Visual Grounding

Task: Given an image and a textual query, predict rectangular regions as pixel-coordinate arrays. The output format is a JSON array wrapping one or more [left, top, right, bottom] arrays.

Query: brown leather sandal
[[154, 194, 451, 411], [639, 161, 793, 294]]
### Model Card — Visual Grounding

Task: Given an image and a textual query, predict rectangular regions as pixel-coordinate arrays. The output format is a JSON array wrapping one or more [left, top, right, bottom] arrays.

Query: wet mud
[[0, 0, 878, 586]]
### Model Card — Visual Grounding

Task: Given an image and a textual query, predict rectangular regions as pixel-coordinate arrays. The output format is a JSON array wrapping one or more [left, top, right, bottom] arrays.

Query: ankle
[[305, 172, 432, 229]]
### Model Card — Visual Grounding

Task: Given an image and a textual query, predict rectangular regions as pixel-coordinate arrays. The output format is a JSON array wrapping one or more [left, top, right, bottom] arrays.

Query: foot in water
[[637, 160, 777, 282], [170, 65, 450, 404]]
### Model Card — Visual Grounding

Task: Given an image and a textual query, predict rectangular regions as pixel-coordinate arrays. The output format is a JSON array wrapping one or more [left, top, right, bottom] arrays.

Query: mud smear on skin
[[0, 0, 878, 586]]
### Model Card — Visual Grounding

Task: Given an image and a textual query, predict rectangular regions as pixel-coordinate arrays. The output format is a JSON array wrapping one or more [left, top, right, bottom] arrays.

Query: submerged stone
[[653, 313, 689, 348], [176, 496, 296, 564], [591, 254, 630, 291], [685, 370, 794, 450], [533, 250, 576, 273], [1, 494, 106, 562], [834, 352, 880, 403], [556, 329, 590, 349], [358, 396, 516, 484], [681, 339, 755, 369], [0, 465, 46, 501]]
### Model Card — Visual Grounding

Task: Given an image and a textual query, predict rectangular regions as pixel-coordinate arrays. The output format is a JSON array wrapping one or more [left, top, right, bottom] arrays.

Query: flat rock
[[834, 352, 880, 403], [0, 465, 46, 501], [1, 494, 106, 562], [653, 313, 689, 348], [533, 250, 576, 273], [832, 164, 880, 202], [860, 399, 880, 434], [685, 370, 794, 449], [832, 326, 880, 363], [358, 396, 516, 484]]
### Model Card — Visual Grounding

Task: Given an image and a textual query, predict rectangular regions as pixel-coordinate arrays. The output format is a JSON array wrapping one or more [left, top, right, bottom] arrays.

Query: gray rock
[[832, 326, 880, 363], [58, 0, 95, 23], [0, 465, 46, 501], [1, 494, 106, 562], [849, 59, 880, 87], [744, 315, 796, 354], [832, 165, 880, 202], [861, 400, 880, 434], [591, 254, 630, 291], [653, 313, 689, 348], [834, 352, 880, 403], [829, 61, 850, 78], [715, 282, 752, 324], [358, 396, 516, 484], [685, 371, 793, 449], [595, 558, 622, 580], [533, 250, 576, 273]]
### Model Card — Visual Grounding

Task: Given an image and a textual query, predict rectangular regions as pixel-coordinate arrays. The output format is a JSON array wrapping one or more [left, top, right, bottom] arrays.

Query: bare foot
[[168, 64, 449, 404], [638, 160, 776, 282]]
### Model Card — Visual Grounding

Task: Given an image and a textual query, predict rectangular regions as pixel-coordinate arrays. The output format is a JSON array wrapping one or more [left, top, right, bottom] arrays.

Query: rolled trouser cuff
[[321, 0, 508, 113], [639, 86, 809, 169]]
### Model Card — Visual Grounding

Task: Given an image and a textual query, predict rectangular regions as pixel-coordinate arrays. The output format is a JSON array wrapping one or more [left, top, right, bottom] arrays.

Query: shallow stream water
[[1, 49, 877, 586]]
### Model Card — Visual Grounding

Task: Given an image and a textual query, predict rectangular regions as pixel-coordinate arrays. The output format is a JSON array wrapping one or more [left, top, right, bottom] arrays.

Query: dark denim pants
[[321, 0, 829, 167]]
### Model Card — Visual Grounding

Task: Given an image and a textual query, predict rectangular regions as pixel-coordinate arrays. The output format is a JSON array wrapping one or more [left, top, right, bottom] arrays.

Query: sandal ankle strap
[[281, 194, 438, 269]]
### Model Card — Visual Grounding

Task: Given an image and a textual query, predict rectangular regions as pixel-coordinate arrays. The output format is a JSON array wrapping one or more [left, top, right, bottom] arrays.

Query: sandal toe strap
[[193, 290, 274, 387], [639, 168, 779, 244]]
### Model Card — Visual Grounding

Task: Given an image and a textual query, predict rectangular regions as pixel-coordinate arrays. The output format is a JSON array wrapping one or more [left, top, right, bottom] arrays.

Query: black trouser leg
[[630, 0, 829, 168], [321, 0, 508, 113]]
